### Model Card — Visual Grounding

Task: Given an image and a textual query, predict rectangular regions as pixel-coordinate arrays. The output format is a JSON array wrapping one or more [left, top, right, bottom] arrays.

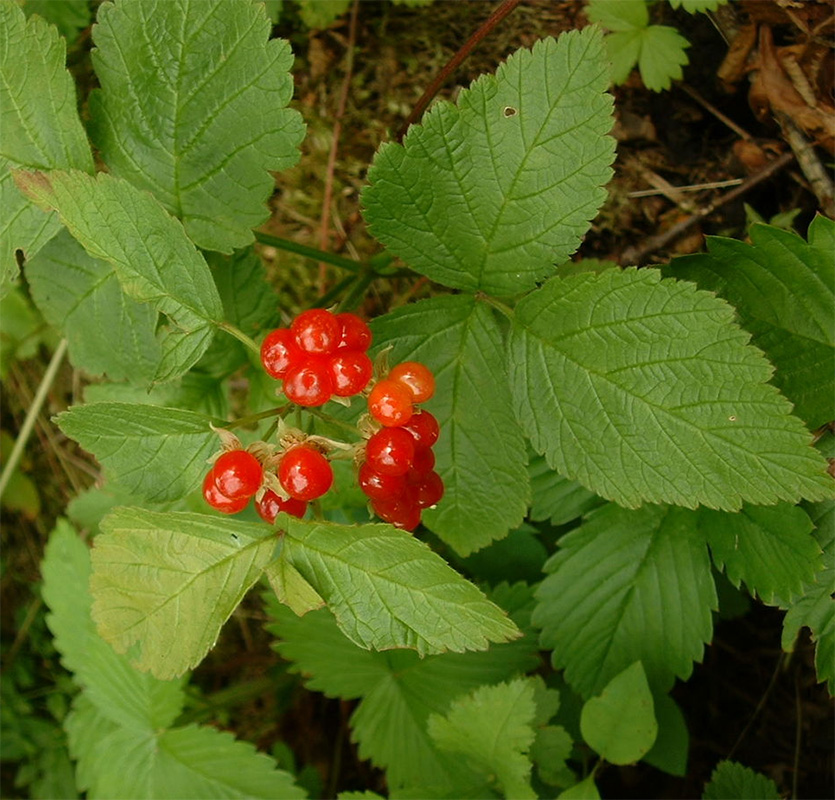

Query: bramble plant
[[1, 0, 833, 798]]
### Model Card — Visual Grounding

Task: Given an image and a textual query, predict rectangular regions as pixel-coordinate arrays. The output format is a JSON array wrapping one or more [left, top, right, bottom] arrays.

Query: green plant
[[1, 0, 832, 797], [587, 0, 728, 91]]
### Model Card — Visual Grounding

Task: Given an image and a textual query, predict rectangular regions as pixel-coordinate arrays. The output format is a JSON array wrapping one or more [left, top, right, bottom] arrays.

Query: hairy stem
[[217, 321, 260, 355], [0, 338, 68, 501], [254, 231, 364, 274]]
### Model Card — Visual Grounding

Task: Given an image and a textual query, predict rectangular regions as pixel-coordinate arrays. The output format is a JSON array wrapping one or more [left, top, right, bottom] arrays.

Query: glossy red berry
[[291, 309, 341, 355], [203, 471, 250, 514], [389, 361, 435, 403], [402, 410, 440, 450], [358, 461, 407, 501], [212, 450, 263, 499], [336, 313, 372, 352], [278, 446, 333, 501], [413, 471, 444, 509], [329, 350, 373, 397], [409, 446, 435, 476], [372, 494, 421, 532], [368, 379, 413, 427], [255, 489, 307, 523], [365, 428, 415, 477], [261, 329, 302, 379], [283, 358, 334, 407]]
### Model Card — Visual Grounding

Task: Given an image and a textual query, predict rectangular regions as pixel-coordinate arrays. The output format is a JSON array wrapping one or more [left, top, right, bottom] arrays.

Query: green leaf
[[643, 692, 688, 777], [264, 555, 325, 617], [0, 1, 93, 289], [667, 218, 835, 428], [41, 520, 186, 730], [603, 29, 644, 85], [370, 295, 529, 555], [427, 678, 538, 799], [780, 500, 834, 693], [92, 508, 276, 679], [700, 504, 822, 604], [669, 0, 727, 12], [558, 775, 600, 799], [580, 662, 657, 765], [283, 516, 521, 655], [363, 30, 615, 295], [528, 455, 604, 526], [23, 0, 91, 41], [15, 170, 223, 382], [702, 760, 781, 800], [26, 229, 161, 383], [267, 585, 538, 792], [637, 26, 689, 92], [457, 524, 548, 586], [89, 0, 304, 253], [533, 504, 717, 697], [296, 0, 350, 28], [586, 0, 648, 30], [56, 402, 218, 504], [530, 725, 574, 787], [66, 695, 305, 799], [509, 269, 833, 510], [0, 286, 46, 377]]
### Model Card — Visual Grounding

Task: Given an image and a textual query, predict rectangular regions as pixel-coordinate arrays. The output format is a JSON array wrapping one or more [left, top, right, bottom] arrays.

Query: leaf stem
[[254, 231, 365, 274], [217, 321, 260, 355], [222, 406, 291, 430], [477, 293, 515, 320], [305, 406, 363, 438], [0, 338, 68, 502]]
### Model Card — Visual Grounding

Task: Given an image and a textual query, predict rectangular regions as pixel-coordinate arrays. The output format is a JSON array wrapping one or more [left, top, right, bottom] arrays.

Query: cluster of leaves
[[587, 0, 728, 91], [1, 0, 832, 797]]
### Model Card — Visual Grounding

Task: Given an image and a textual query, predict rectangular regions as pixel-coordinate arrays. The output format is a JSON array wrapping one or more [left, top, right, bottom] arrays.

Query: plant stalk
[[0, 338, 68, 502], [217, 321, 260, 355], [254, 231, 365, 274]]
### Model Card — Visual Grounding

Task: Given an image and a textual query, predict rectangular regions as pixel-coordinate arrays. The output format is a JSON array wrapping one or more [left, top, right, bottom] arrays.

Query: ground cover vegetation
[[1, 0, 833, 797]]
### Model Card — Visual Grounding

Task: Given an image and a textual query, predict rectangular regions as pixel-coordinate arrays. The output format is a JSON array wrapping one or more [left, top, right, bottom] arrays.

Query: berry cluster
[[203, 443, 334, 524], [359, 364, 443, 531], [204, 309, 444, 532], [260, 310, 373, 406]]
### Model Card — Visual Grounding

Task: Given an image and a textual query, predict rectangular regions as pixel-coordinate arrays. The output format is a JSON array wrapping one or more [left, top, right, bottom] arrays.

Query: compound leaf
[[528, 454, 604, 526], [23, 0, 92, 41], [15, 169, 223, 382], [283, 516, 521, 655], [668, 218, 835, 429], [643, 692, 688, 777], [56, 402, 218, 504], [26, 230, 161, 383], [533, 504, 716, 697], [296, 0, 350, 28], [267, 585, 538, 792], [42, 520, 185, 731], [669, 0, 727, 12], [92, 509, 276, 679], [89, 0, 305, 253], [509, 269, 833, 510], [427, 678, 538, 799], [580, 662, 657, 765], [370, 295, 528, 555], [700, 504, 822, 604], [363, 29, 615, 295], [636, 26, 689, 92], [0, 1, 93, 290], [586, 0, 648, 30], [702, 761, 781, 800]]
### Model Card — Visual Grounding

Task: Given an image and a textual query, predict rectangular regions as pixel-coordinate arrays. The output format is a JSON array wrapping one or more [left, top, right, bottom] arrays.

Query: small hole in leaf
[[728, 415, 737, 421], [503, 106, 517, 117]]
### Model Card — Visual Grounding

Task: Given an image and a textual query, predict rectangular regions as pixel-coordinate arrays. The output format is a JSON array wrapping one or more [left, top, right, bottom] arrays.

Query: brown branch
[[318, 0, 360, 293], [396, 0, 524, 142], [620, 150, 795, 265]]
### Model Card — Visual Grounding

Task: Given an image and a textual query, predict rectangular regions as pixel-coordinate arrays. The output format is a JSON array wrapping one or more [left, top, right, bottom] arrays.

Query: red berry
[[372, 494, 421, 531], [203, 471, 250, 514], [261, 329, 302, 379], [255, 489, 307, 523], [402, 410, 440, 449], [278, 446, 333, 501], [409, 446, 435, 476], [413, 471, 444, 509], [329, 350, 373, 397], [358, 461, 407, 501], [337, 313, 372, 351], [368, 379, 413, 427], [283, 358, 334, 407], [291, 309, 341, 355], [365, 428, 415, 477], [389, 361, 435, 403], [212, 450, 263, 499]]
